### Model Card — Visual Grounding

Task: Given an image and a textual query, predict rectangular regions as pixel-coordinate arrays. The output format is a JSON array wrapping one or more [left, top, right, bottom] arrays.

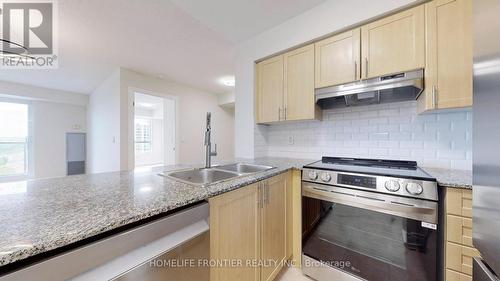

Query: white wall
[[0, 80, 88, 179], [121, 68, 235, 169], [33, 101, 87, 178], [234, 0, 420, 158], [87, 68, 235, 172], [256, 102, 473, 170], [0, 80, 87, 106], [218, 90, 235, 108], [86, 69, 121, 173]]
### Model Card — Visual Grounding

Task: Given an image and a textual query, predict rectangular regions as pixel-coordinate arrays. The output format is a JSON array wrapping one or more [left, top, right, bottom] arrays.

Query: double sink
[[159, 163, 275, 186]]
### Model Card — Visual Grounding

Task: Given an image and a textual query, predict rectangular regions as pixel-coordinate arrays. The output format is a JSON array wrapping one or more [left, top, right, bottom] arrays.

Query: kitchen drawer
[[446, 269, 472, 281], [446, 188, 472, 218], [447, 215, 473, 247], [446, 242, 480, 276]]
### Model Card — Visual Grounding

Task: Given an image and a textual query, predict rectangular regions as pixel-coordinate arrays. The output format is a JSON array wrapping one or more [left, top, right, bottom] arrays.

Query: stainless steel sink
[[217, 163, 275, 174], [162, 168, 240, 186], [159, 163, 275, 186]]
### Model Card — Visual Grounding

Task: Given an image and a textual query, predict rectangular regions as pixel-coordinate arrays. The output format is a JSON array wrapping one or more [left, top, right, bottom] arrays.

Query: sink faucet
[[204, 112, 217, 168]]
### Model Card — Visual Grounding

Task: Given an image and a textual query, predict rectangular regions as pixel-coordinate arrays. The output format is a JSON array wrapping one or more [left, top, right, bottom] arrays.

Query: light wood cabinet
[[256, 56, 284, 123], [418, 0, 473, 112], [361, 5, 425, 78], [255, 45, 319, 124], [260, 174, 287, 281], [446, 242, 480, 275], [315, 6, 425, 84], [446, 269, 472, 281], [209, 183, 261, 281], [284, 45, 319, 122], [444, 187, 479, 281], [447, 215, 473, 247], [446, 187, 473, 218], [314, 28, 361, 88], [209, 173, 291, 281]]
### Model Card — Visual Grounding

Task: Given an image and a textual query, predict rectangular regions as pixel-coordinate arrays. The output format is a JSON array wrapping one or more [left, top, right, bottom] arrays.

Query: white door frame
[[128, 87, 179, 169]]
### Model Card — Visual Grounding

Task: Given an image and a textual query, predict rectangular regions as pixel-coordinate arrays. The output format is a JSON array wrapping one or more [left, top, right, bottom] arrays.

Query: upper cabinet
[[256, 55, 284, 123], [256, 44, 320, 124], [314, 28, 361, 88], [284, 45, 319, 121], [315, 6, 425, 87], [361, 5, 425, 78], [255, 1, 473, 124], [418, 0, 473, 112]]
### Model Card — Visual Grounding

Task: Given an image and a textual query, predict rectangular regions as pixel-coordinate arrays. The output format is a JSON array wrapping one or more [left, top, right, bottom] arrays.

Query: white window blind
[[134, 118, 152, 153]]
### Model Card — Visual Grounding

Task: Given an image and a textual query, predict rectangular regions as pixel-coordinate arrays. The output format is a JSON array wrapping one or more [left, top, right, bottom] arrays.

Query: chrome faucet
[[204, 112, 217, 168]]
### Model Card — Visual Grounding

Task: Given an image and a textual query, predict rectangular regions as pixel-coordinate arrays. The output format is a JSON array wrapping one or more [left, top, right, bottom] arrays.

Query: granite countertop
[[0, 157, 312, 268], [0, 156, 471, 268], [422, 167, 473, 189]]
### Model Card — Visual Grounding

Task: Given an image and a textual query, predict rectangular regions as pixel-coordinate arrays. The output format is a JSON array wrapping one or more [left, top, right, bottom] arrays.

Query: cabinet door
[[361, 5, 425, 78], [418, 0, 472, 112], [209, 183, 261, 281], [256, 55, 284, 123], [260, 174, 287, 281], [315, 28, 361, 88], [284, 44, 318, 121]]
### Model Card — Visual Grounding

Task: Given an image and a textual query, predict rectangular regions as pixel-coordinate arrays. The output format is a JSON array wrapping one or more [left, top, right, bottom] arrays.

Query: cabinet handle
[[284, 107, 287, 120], [354, 61, 357, 79], [278, 108, 281, 121], [432, 85, 438, 109], [365, 58, 368, 78]]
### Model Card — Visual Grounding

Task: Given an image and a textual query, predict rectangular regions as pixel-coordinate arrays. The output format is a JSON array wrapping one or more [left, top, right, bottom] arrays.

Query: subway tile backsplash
[[254, 101, 472, 170]]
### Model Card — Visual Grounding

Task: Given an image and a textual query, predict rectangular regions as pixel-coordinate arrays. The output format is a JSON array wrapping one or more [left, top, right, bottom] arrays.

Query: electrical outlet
[[287, 135, 294, 145]]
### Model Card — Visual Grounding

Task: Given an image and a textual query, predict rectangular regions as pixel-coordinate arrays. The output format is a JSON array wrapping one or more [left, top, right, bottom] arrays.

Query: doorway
[[66, 133, 86, 175], [133, 92, 176, 168]]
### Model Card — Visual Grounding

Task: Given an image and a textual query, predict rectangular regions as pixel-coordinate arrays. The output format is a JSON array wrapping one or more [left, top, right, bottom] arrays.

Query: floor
[[276, 267, 313, 281]]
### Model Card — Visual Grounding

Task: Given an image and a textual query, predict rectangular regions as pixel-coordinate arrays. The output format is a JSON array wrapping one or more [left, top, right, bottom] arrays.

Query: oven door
[[302, 182, 438, 281]]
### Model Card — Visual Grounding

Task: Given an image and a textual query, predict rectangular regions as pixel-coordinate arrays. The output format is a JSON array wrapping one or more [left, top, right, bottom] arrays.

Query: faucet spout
[[204, 112, 217, 168]]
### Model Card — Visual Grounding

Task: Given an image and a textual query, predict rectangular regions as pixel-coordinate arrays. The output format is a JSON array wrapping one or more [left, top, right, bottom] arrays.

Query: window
[[134, 118, 152, 153], [0, 102, 29, 178]]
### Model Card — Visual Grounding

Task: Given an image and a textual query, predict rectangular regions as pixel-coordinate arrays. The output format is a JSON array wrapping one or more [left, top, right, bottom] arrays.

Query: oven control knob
[[385, 180, 400, 192], [308, 171, 318, 180], [320, 173, 331, 182], [406, 182, 423, 195]]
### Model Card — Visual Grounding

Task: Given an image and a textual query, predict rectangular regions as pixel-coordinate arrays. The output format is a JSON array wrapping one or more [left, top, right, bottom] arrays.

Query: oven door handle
[[302, 182, 438, 224]]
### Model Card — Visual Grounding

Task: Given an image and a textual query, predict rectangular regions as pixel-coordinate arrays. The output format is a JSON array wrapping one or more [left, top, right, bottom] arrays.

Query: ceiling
[[169, 0, 326, 44], [0, 0, 326, 95]]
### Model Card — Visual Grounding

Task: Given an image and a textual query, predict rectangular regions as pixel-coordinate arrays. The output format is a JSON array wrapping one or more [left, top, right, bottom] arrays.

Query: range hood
[[315, 69, 424, 109]]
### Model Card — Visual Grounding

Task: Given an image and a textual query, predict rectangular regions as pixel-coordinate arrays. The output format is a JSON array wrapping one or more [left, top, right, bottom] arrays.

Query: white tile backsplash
[[254, 101, 473, 170]]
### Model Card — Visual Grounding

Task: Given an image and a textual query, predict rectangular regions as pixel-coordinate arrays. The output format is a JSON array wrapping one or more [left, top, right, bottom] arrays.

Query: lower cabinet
[[260, 174, 287, 281], [444, 187, 480, 281], [209, 173, 290, 281]]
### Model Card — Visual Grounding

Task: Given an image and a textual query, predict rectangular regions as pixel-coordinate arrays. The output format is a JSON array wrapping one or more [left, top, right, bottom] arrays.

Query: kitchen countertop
[[0, 157, 471, 269], [0, 157, 312, 268], [422, 167, 473, 190]]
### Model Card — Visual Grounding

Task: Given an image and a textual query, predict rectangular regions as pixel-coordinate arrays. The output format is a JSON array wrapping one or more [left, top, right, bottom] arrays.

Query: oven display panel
[[337, 174, 377, 189]]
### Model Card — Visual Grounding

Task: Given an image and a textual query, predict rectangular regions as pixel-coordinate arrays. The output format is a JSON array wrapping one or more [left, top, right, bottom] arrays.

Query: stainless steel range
[[301, 157, 440, 281]]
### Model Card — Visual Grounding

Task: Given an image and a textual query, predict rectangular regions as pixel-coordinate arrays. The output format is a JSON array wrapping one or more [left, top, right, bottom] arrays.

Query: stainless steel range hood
[[315, 69, 424, 109]]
